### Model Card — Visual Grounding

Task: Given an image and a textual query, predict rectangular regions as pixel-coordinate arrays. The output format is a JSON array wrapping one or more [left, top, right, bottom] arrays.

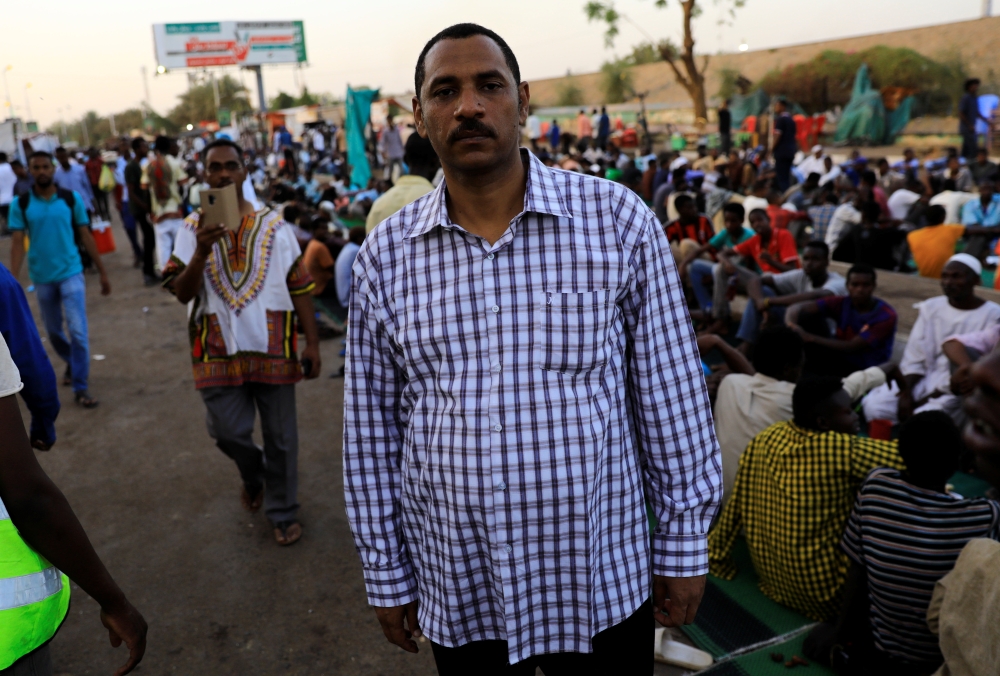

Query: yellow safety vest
[[0, 496, 70, 669]]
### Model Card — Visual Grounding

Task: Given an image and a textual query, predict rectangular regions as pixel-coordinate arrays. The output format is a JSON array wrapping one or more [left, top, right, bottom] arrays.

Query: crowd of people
[[1, 21, 999, 676]]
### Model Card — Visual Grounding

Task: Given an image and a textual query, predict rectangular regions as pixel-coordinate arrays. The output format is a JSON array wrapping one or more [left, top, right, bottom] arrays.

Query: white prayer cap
[[946, 253, 983, 276], [318, 200, 336, 215], [669, 156, 689, 171], [811, 145, 823, 154]]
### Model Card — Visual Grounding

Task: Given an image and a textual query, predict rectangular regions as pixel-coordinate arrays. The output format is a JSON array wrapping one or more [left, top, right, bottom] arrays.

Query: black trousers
[[135, 211, 156, 278], [431, 600, 652, 676]]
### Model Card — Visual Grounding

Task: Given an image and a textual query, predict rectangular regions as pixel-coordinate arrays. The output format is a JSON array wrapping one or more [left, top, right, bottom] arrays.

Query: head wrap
[[946, 253, 983, 277]]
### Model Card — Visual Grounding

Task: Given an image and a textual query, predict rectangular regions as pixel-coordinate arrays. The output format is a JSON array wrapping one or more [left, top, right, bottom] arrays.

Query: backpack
[[147, 155, 173, 202], [17, 188, 81, 223]]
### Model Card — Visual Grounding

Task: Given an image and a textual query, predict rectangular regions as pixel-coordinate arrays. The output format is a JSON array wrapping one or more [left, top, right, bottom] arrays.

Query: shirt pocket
[[536, 290, 612, 375]]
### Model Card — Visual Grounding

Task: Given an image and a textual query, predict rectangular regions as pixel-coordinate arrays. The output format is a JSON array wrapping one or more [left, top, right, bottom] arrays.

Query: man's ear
[[412, 96, 428, 138], [518, 82, 530, 127]]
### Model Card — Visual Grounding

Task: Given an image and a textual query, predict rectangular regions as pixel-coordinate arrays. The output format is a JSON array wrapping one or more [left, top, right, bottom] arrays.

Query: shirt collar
[[403, 149, 573, 239]]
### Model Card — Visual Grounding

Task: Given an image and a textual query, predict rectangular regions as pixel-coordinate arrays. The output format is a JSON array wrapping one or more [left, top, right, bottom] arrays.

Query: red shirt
[[664, 216, 714, 246], [766, 204, 806, 231], [733, 228, 799, 273], [85, 158, 103, 185]]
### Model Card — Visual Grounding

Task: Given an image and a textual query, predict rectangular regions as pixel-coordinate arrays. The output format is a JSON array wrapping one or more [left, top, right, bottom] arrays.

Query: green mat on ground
[[949, 469, 992, 499], [695, 632, 836, 676]]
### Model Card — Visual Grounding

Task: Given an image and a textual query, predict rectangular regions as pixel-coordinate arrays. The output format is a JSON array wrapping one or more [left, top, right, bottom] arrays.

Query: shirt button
[[492, 305, 500, 313], [493, 364, 502, 373], [504, 544, 513, 553], [497, 481, 507, 490], [494, 424, 503, 432], [487, 253, 495, 260]]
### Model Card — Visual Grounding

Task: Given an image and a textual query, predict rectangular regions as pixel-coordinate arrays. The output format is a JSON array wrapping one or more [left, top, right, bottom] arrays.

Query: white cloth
[[818, 165, 842, 187], [715, 367, 885, 499], [741, 196, 769, 226], [153, 218, 183, 271], [796, 153, 827, 179], [825, 202, 862, 249], [0, 162, 17, 206], [770, 269, 847, 296], [863, 296, 1000, 424], [311, 129, 325, 152], [526, 115, 542, 141], [887, 188, 921, 221], [669, 156, 689, 172], [930, 191, 978, 226], [113, 157, 128, 202], [0, 334, 23, 398]]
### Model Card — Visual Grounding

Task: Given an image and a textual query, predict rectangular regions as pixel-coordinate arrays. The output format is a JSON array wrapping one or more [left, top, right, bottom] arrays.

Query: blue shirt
[[0, 262, 59, 446], [53, 163, 94, 211], [961, 193, 1000, 227], [8, 189, 90, 284]]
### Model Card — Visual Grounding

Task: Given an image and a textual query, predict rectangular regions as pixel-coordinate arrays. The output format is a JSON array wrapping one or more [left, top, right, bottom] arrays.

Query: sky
[[0, 0, 986, 130]]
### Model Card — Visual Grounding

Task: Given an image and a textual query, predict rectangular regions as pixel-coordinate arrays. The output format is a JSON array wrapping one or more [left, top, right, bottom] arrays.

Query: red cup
[[868, 419, 893, 440]]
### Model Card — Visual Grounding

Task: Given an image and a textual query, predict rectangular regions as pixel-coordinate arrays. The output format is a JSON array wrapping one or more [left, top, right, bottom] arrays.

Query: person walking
[[597, 105, 611, 150], [379, 115, 405, 182], [125, 137, 158, 285], [142, 136, 187, 272], [959, 79, 987, 160], [0, 152, 16, 236], [343, 23, 722, 674], [113, 142, 143, 269], [53, 146, 95, 215], [0, 333, 147, 676], [163, 139, 321, 547], [9, 151, 110, 409], [84, 149, 110, 221], [718, 99, 732, 154], [772, 98, 798, 192]]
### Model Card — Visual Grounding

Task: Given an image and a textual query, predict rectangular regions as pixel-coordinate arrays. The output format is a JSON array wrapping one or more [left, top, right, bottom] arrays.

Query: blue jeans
[[736, 285, 782, 345], [688, 259, 716, 312], [35, 272, 89, 393]]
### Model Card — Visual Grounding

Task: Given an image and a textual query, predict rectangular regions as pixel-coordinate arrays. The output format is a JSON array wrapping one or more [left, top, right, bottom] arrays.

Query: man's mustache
[[447, 119, 497, 144]]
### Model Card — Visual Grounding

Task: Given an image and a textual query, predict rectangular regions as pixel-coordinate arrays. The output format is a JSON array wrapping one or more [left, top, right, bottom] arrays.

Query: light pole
[[2, 65, 13, 120]]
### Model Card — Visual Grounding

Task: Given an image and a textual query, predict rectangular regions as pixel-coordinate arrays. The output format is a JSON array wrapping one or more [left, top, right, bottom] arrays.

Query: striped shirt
[[842, 468, 1000, 664], [343, 150, 722, 663]]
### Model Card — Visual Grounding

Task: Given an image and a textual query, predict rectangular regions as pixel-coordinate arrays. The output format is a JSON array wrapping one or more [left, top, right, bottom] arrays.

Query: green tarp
[[833, 64, 914, 146], [345, 86, 379, 190]]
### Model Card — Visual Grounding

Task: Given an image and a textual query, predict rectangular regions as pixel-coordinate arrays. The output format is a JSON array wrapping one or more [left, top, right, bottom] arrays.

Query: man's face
[[204, 146, 246, 191], [136, 140, 149, 158], [847, 272, 875, 306], [970, 82, 981, 95], [963, 350, 1000, 488], [801, 246, 828, 277], [55, 149, 69, 168], [29, 156, 55, 187], [904, 149, 915, 161], [678, 201, 698, 221], [977, 150, 989, 165], [814, 149, 822, 159], [748, 211, 770, 234], [12, 164, 25, 178], [413, 35, 528, 175], [823, 157, 832, 171], [819, 390, 860, 435], [980, 180, 995, 200], [723, 211, 742, 236], [941, 262, 977, 301], [775, 101, 786, 114]]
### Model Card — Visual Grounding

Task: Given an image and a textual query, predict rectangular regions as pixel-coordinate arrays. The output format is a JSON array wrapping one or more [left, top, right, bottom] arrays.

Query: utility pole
[[211, 71, 221, 114], [141, 65, 152, 119], [109, 113, 117, 137], [249, 65, 267, 112], [984, 0, 993, 17]]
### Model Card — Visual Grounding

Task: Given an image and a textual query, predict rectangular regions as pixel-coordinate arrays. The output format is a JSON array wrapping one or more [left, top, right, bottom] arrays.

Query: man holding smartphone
[[163, 139, 320, 546]]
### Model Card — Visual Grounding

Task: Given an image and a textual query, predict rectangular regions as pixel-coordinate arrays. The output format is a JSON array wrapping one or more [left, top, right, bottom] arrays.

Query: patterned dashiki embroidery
[[162, 207, 314, 389]]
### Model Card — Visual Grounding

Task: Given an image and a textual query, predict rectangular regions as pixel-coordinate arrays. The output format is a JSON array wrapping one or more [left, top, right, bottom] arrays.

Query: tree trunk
[[658, 1, 709, 124]]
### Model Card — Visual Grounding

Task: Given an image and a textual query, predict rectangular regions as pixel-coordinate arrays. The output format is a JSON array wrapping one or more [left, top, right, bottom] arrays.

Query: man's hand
[[195, 215, 227, 257], [951, 363, 976, 396], [300, 343, 321, 380], [759, 251, 779, 268], [897, 388, 915, 422], [374, 601, 421, 653], [99, 272, 112, 296], [678, 262, 689, 281], [653, 575, 706, 628], [100, 600, 148, 676]]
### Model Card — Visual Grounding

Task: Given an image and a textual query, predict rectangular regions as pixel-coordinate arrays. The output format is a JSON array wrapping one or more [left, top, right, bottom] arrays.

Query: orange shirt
[[303, 239, 335, 295], [733, 228, 799, 274], [907, 225, 966, 279]]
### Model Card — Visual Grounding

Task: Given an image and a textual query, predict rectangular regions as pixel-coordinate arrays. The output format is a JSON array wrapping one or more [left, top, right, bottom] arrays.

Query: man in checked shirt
[[343, 23, 722, 674]]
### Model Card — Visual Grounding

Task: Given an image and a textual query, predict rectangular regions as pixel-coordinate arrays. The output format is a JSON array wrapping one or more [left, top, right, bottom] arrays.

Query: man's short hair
[[806, 172, 821, 183], [804, 239, 829, 258], [403, 132, 438, 169], [926, 204, 947, 226], [898, 411, 963, 486], [847, 263, 877, 284], [55, 146, 67, 154], [722, 202, 745, 220], [414, 23, 520, 97], [203, 138, 244, 160], [673, 194, 695, 212], [349, 226, 366, 246], [748, 207, 769, 222], [131, 136, 147, 152], [28, 150, 53, 163], [753, 326, 804, 380], [10, 159, 22, 169], [154, 135, 173, 154], [860, 170, 877, 186], [792, 375, 845, 429], [0, 152, 7, 163], [861, 200, 882, 222], [282, 204, 301, 225], [966, 78, 981, 91]]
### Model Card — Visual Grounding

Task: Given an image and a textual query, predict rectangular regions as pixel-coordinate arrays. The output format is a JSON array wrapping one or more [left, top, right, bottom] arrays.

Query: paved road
[[1, 232, 438, 676]]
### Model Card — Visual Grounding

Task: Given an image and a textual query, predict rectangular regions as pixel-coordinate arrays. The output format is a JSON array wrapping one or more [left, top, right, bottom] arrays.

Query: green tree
[[270, 91, 297, 109], [556, 71, 585, 106], [586, 0, 747, 122], [600, 59, 634, 104], [167, 75, 252, 129]]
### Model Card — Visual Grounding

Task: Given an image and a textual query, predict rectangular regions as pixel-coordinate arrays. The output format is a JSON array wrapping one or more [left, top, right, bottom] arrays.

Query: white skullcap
[[669, 156, 690, 171], [946, 253, 983, 276], [812, 145, 823, 153]]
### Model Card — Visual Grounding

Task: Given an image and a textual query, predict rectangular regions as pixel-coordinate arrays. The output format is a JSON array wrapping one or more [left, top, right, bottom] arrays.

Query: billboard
[[153, 21, 306, 69]]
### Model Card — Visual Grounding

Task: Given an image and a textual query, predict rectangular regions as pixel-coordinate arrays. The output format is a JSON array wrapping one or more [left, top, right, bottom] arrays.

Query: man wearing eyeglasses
[[163, 139, 321, 547]]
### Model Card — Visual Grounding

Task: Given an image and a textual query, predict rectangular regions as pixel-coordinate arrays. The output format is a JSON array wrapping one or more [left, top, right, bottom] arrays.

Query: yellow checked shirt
[[708, 421, 904, 621]]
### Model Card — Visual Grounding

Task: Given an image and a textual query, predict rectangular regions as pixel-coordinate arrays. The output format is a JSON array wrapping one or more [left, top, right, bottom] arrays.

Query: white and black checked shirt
[[344, 151, 722, 663]]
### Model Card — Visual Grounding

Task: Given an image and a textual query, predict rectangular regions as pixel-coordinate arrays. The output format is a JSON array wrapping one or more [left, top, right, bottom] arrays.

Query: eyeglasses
[[206, 161, 243, 174]]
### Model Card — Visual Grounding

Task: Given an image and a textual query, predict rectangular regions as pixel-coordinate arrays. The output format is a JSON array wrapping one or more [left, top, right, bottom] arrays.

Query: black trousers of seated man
[[431, 600, 652, 675]]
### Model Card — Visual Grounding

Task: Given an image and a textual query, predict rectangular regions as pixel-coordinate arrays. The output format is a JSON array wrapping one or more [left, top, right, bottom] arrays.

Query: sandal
[[63, 367, 72, 387], [241, 484, 264, 513], [273, 520, 302, 546], [74, 390, 99, 409]]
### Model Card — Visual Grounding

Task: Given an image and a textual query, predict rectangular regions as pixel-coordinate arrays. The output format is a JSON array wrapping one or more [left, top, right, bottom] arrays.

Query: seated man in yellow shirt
[[708, 375, 904, 621], [365, 132, 440, 233], [908, 204, 991, 279]]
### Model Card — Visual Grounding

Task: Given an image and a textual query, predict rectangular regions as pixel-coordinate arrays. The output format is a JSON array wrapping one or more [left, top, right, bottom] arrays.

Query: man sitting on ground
[[943, 323, 1000, 398], [709, 375, 904, 621], [664, 194, 715, 263], [907, 205, 968, 279], [679, 202, 754, 318], [806, 411, 999, 674], [960, 176, 1000, 261], [835, 201, 904, 271], [786, 264, 897, 378], [863, 255, 1000, 426], [737, 240, 846, 350]]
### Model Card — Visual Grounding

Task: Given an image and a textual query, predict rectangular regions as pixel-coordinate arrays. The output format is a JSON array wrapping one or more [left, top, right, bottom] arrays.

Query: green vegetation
[[556, 71, 585, 107], [600, 59, 634, 104], [757, 46, 966, 115], [269, 86, 321, 110]]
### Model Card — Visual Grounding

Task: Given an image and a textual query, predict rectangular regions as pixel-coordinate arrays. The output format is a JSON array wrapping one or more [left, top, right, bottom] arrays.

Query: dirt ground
[[0, 230, 439, 675]]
